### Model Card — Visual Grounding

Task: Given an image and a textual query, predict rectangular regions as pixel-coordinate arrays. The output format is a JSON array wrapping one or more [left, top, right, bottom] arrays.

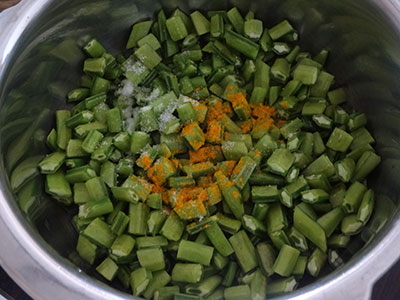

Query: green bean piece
[[293, 64, 319, 85], [280, 176, 309, 207], [307, 248, 327, 277], [85, 176, 108, 200], [287, 227, 308, 252], [213, 252, 229, 270], [96, 257, 119, 281], [165, 16, 188, 42], [269, 230, 291, 250], [357, 189, 374, 224], [255, 243, 276, 277], [224, 285, 251, 300], [250, 60, 270, 104], [303, 154, 336, 178], [148, 211, 168, 236], [210, 14, 224, 38], [172, 263, 203, 283], [122, 175, 151, 201], [84, 57, 106, 76], [45, 170, 73, 205], [177, 240, 214, 266], [66, 140, 87, 158], [128, 202, 149, 236], [225, 29, 260, 60], [317, 206, 345, 237], [142, 271, 171, 300], [66, 110, 94, 128], [273, 244, 300, 277], [244, 19, 263, 40], [215, 171, 244, 220], [160, 212, 185, 241], [352, 151, 381, 182], [137, 247, 165, 271], [204, 222, 234, 257], [350, 127, 375, 150], [231, 156, 257, 190], [111, 187, 139, 203], [229, 230, 258, 273], [226, 7, 244, 34], [221, 141, 248, 161], [242, 214, 268, 236], [301, 189, 329, 204], [38, 152, 65, 174], [155, 286, 181, 300], [110, 234, 135, 260], [146, 193, 162, 210], [269, 20, 294, 40], [291, 256, 307, 277], [215, 213, 242, 234], [222, 261, 238, 287], [326, 87, 346, 105], [326, 127, 354, 152], [126, 20, 153, 49], [267, 148, 295, 176], [83, 93, 106, 110], [56, 110, 71, 150], [130, 131, 150, 154], [73, 183, 90, 204], [310, 70, 334, 97], [312, 114, 333, 130], [190, 11, 210, 35], [251, 203, 269, 221], [342, 181, 367, 213], [46, 128, 58, 151], [79, 196, 113, 219], [105, 107, 123, 133], [83, 218, 115, 248], [185, 275, 222, 298], [74, 122, 107, 140], [249, 270, 267, 300], [266, 202, 288, 233], [135, 44, 162, 69], [131, 267, 153, 296], [81, 130, 103, 154], [76, 234, 97, 264], [84, 38, 106, 57], [174, 293, 202, 300], [348, 113, 367, 131], [328, 233, 351, 248], [293, 205, 327, 252], [267, 276, 298, 295], [137, 33, 161, 50], [271, 58, 290, 83], [136, 236, 167, 250], [341, 214, 364, 235], [111, 211, 130, 237]]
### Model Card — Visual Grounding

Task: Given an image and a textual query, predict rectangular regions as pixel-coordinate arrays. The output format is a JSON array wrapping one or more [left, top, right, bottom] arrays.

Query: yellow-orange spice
[[173, 187, 208, 219], [205, 120, 223, 144], [281, 100, 289, 109], [189, 145, 220, 164], [142, 90, 284, 221], [140, 154, 152, 170], [240, 119, 253, 134]]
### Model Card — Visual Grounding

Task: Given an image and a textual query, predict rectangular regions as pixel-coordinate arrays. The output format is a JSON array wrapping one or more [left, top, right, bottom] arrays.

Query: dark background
[[1, 1, 400, 299]]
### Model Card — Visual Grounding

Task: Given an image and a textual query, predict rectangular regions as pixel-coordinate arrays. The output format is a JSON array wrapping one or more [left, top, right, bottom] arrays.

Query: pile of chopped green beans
[[35, 7, 382, 299]]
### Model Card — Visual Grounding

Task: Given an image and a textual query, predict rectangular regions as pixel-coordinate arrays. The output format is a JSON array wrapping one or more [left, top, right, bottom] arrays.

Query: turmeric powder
[[145, 89, 282, 221]]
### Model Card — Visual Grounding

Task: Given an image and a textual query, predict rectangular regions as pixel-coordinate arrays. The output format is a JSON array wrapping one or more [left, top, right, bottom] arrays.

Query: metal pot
[[1, 0, 400, 299]]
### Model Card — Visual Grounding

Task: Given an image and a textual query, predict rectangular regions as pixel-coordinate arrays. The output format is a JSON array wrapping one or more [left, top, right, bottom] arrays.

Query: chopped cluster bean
[[29, 6, 382, 299]]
